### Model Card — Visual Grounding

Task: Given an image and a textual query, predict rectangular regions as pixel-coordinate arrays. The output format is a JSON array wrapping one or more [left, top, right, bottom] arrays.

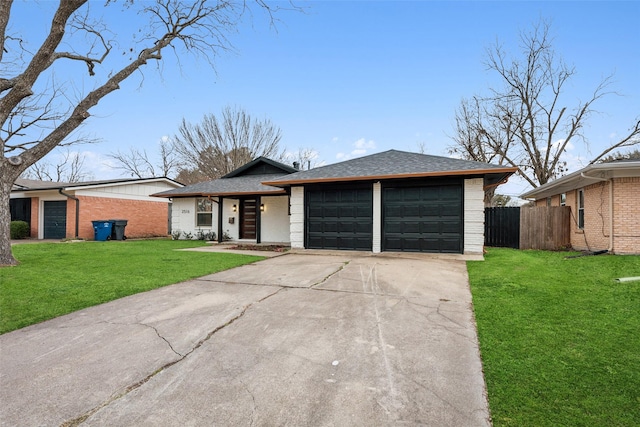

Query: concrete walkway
[[0, 252, 490, 426]]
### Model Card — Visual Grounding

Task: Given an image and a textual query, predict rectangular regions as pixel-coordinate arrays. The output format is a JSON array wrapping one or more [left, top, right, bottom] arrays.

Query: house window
[[560, 193, 566, 206], [546, 197, 552, 207], [196, 198, 213, 227], [577, 189, 584, 229]]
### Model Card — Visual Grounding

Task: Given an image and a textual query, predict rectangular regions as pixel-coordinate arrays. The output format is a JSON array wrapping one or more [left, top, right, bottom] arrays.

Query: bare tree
[[108, 138, 179, 178], [1, 0, 293, 266], [449, 96, 517, 205], [174, 166, 210, 185], [21, 149, 94, 182], [287, 146, 321, 170], [449, 20, 640, 199], [172, 105, 286, 179]]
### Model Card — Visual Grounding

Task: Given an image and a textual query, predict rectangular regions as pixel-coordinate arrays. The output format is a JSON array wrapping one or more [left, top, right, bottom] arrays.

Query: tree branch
[[590, 118, 640, 163], [0, 0, 12, 63]]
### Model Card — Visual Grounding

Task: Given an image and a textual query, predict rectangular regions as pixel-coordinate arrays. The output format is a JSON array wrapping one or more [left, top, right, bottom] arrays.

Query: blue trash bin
[[92, 220, 113, 241]]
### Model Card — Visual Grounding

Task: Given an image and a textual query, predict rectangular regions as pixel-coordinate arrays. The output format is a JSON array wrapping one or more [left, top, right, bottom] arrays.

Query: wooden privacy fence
[[485, 206, 571, 250], [519, 206, 571, 250]]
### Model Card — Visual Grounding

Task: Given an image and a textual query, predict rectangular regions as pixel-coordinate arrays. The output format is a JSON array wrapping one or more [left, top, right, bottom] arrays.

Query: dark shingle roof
[[153, 157, 296, 198], [13, 178, 71, 190], [264, 149, 516, 186], [152, 174, 287, 198], [222, 156, 298, 178]]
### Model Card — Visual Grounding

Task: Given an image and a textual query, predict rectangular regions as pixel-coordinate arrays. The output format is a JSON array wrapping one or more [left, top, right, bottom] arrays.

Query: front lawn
[[0, 240, 263, 334], [468, 248, 640, 426]]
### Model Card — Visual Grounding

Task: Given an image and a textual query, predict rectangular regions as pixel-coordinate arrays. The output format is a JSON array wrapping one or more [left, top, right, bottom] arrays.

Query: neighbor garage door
[[305, 186, 373, 250], [383, 181, 463, 253], [43, 200, 67, 239]]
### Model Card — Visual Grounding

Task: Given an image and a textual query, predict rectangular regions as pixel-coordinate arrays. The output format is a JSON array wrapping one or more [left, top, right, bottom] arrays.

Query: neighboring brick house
[[521, 161, 640, 254], [154, 151, 516, 255], [10, 177, 182, 240]]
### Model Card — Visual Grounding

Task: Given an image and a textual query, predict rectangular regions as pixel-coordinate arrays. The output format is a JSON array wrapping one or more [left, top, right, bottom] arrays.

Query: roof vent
[[293, 161, 300, 170]]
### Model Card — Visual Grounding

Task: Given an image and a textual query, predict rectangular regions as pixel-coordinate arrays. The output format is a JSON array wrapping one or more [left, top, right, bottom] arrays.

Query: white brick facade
[[464, 178, 485, 254], [289, 186, 305, 248], [372, 182, 382, 253]]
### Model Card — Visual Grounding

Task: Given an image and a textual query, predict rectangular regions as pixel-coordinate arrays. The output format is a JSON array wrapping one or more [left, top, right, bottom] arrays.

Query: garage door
[[383, 182, 463, 253], [306, 186, 373, 250], [43, 201, 67, 239]]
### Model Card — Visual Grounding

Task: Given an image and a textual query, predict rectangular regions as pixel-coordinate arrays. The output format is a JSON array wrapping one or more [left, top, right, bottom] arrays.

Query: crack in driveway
[[61, 287, 284, 427], [140, 322, 184, 357], [310, 260, 350, 288]]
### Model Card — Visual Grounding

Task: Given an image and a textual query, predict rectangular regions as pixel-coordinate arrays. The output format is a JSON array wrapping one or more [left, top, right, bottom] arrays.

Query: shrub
[[10, 221, 30, 239], [196, 229, 216, 241], [171, 230, 182, 240]]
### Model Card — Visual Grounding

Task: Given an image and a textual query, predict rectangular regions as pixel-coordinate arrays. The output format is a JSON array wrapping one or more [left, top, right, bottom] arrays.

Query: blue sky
[[11, 1, 640, 198]]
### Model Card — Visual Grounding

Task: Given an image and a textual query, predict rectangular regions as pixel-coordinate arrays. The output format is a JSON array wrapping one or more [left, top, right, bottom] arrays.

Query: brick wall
[[30, 197, 39, 238], [70, 196, 170, 240], [581, 181, 610, 251], [535, 177, 639, 254], [612, 177, 640, 254]]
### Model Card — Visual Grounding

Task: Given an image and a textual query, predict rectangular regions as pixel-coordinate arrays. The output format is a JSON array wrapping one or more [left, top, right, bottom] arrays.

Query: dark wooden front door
[[240, 199, 257, 239]]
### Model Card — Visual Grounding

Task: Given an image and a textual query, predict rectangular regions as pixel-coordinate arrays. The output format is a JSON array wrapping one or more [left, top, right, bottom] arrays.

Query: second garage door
[[305, 186, 373, 250], [383, 181, 463, 253]]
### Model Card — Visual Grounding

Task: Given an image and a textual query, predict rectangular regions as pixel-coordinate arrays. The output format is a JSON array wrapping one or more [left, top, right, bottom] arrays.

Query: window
[[560, 193, 566, 206], [546, 197, 552, 207], [577, 189, 584, 229], [196, 198, 213, 227]]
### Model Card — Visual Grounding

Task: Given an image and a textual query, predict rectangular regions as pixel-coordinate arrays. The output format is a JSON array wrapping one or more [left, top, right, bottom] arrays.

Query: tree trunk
[[484, 187, 496, 208], [0, 175, 19, 266]]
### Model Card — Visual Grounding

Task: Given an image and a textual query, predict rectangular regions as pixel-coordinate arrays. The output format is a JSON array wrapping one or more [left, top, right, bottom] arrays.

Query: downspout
[[483, 177, 510, 207], [609, 179, 613, 253], [482, 177, 510, 192], [58, 189, 79, 239], [580, 173, 613, 252]]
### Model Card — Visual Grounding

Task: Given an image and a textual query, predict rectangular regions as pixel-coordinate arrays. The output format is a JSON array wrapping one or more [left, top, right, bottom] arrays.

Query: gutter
[[263, 167, 518, 187], [58, 189, 80, 239], [483, 176, 510, 191]]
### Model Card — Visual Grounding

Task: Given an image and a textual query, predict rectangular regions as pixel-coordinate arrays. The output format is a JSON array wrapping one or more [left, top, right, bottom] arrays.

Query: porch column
[[217, 196, 224, 243], [372, 182, 381, 253]]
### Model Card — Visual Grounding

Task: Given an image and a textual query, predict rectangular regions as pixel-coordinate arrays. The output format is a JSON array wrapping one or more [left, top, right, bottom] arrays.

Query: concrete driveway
[[0, 252, 490, 426]]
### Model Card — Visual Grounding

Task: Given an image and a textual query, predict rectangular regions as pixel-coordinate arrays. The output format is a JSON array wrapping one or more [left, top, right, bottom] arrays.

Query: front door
[[240, 199, 257, 239], [43, 200, 67, 239]]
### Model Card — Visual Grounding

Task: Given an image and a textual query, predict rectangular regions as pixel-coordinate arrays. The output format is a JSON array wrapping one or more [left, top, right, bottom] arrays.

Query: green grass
[[468, 248, 640, 427], [0, 240, 263, 334]]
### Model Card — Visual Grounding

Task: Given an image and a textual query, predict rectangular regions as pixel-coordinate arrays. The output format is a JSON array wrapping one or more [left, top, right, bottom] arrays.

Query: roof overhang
[[13, 177, 183, 193], [262, 167, 518, 187], [65, 177, 182, 191], [152, 189, 287, 199], [520, 161, 640, 200]]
